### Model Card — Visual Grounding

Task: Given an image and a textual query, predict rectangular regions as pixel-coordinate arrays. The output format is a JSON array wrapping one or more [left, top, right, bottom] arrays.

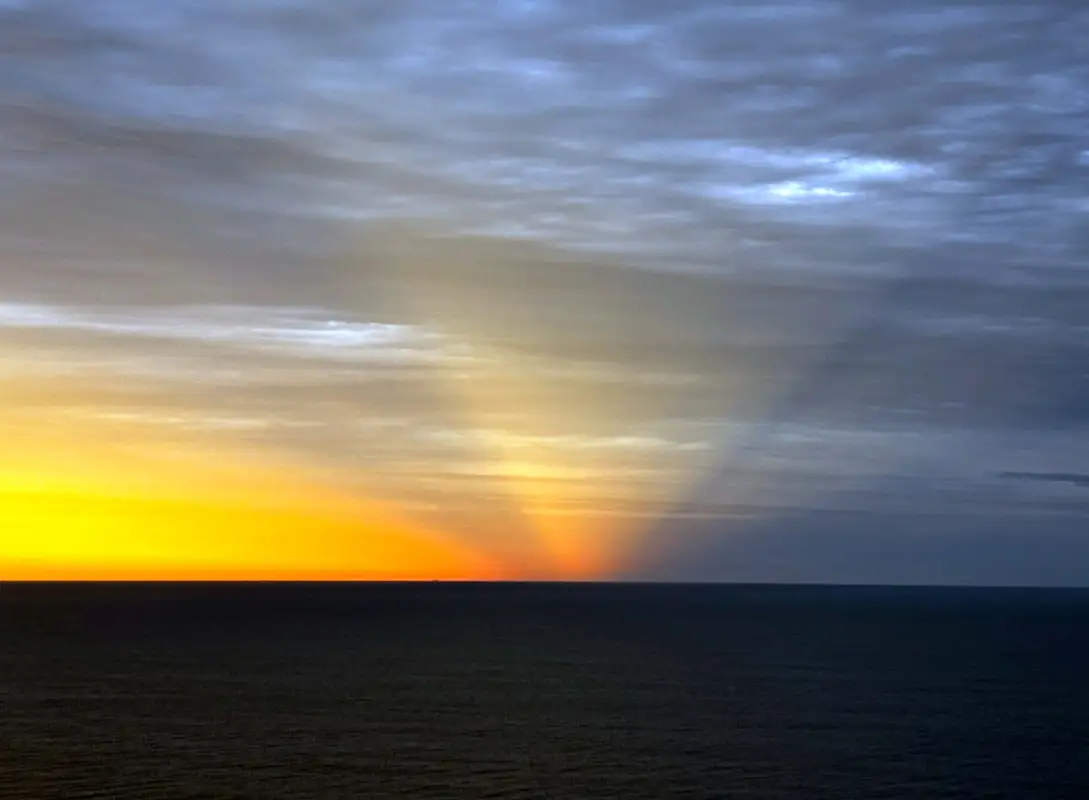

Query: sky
[[2, 0, 1088, 584]]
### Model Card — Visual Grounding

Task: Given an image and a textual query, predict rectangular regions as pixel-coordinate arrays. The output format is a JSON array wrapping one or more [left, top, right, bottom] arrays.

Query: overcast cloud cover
[[2, 0, 1088, 582]]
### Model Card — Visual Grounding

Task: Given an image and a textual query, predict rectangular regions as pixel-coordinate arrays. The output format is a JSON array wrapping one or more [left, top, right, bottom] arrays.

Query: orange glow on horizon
[[0, 487, 509, 583], [0, 422, 509, 582], [0, 489, 509, 581]]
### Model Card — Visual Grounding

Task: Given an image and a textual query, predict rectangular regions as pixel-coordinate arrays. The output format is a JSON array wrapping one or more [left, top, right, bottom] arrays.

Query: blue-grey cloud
[[1002, 472, 1089, 489]]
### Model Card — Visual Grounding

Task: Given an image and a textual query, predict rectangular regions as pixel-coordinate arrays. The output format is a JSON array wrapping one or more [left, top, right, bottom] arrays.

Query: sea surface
[[1, 583, 1087, 799]]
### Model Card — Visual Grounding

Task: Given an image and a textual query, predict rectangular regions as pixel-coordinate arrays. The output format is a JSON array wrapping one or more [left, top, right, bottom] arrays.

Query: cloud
[[0, 302, 449, 363], [5, 0, 1088, 268], [3, 0, 1088, 579], [632, 508, 1089, 586], [1001, 472, 1089, 489]]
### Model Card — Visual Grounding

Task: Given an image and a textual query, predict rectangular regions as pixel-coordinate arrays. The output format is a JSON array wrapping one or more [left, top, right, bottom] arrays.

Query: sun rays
[[2, 225, 782, 582]]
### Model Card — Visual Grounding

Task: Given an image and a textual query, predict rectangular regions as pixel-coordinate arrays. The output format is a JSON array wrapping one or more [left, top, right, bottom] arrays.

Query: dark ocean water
[[1, 583, 1088, 799]]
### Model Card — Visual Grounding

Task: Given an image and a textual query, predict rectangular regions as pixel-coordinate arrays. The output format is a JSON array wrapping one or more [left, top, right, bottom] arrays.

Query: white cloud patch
[[0, 303, 449, 363]]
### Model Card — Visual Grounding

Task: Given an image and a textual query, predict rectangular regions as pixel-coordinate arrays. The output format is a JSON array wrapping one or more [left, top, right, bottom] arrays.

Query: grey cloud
[[633, 508, 1089, 586], [6, 0, 1088, 268], [1002, 472, 1089, 489]]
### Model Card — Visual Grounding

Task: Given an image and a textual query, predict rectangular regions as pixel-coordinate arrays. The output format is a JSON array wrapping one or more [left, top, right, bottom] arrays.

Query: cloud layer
[[2, 0, 1088, 581]]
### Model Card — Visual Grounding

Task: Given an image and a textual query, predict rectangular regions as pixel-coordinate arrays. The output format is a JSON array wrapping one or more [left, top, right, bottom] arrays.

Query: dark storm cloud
[[2, 0, 1088, 580]]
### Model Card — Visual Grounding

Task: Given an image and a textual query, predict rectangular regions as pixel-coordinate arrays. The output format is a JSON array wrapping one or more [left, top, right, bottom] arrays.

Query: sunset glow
[[4, 0, 1088, 587], [0, 422, 509, 581]]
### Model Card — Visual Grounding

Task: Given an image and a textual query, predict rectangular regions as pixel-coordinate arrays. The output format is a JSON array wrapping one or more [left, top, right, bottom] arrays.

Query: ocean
[[1, 583, 1087, 798]]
